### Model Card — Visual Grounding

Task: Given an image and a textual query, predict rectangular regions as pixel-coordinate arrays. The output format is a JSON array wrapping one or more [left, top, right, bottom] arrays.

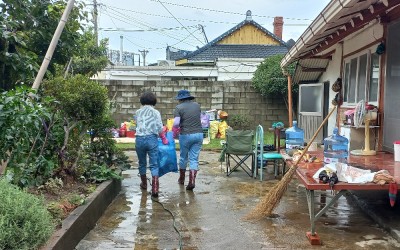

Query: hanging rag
[[389, 182, 397, 207]]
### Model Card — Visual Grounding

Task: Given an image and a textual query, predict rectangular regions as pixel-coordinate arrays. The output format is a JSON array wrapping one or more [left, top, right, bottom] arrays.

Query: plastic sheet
[[210, 120, 220, 139], [166, 118, 174, 131], [158, 131, 178, 177], [201, 112, 210, 128]]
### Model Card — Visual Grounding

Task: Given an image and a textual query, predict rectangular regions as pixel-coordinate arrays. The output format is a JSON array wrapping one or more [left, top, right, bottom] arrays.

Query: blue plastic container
[[285, 121, 304, 152], [323, 127, 349, 164]]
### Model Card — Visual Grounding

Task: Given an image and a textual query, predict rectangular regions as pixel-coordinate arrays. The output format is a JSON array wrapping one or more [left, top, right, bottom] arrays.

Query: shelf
[[341, 125, 380, 128]]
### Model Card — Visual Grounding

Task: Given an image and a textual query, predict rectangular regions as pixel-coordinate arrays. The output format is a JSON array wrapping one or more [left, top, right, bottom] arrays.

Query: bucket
[[395, 141, 400, 162], [126, 130, 135, 138]]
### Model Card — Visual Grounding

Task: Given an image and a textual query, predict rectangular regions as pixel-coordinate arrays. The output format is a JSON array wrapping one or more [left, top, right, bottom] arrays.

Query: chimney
[[273, 16, 284, 39], [246, 10, 252, 21]]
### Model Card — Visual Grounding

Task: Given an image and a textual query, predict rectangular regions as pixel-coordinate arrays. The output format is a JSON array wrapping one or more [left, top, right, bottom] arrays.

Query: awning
[[281, 0, 400, 75]]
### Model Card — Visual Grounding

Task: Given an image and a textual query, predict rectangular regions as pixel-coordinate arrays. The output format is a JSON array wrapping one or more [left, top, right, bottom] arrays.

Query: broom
[[245, 106, 337, 219]]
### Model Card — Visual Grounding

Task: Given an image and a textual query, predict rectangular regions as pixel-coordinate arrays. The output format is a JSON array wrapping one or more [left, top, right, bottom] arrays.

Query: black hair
[[178, 96, 195, 102], [140, 91, 157, 106]]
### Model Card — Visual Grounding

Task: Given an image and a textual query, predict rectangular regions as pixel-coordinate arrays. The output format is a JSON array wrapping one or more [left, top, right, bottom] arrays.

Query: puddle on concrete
[[77, 151, 400, 250]]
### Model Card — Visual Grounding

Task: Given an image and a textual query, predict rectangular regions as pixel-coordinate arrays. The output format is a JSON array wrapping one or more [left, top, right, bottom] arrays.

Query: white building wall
[[319, 43, 342, 135], [95, 59, 265, 81], [216, 58, 264, 81], [94, 66, 218, 81], [317, 22, 383, 134]]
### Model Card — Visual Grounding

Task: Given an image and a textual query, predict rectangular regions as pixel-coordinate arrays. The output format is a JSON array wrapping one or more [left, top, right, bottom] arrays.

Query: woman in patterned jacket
[[135, 91, 168, 197]]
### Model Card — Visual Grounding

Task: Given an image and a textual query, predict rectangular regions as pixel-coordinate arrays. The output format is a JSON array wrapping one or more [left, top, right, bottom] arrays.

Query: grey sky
[[92, 0, 330, 64]]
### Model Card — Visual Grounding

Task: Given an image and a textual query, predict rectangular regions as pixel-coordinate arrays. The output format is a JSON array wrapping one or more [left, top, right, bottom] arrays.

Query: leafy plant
[[228, 114, 251, 130], [82, 162, 121, 183], [43, 75, 110, 177], [66, 193, 85, 206], [38, 177, 64, 195], [70, 30, 109, 77], [0, 178, 54, 250], [0, 86, 59, 187], [46, 202, 64, 224], [0, 0, 88, 90], [252, 54, 298, 113]]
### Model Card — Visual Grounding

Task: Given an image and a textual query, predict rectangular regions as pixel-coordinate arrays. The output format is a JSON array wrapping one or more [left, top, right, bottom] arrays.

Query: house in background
[[173, 10, 290, 81], [96, 11, 291, 81], [280, 0, 400, 152]]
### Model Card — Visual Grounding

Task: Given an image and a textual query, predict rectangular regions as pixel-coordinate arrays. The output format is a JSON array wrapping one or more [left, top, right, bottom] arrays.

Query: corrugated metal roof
[[293, 58, 330, 84], [280, 0, 400, 83], [281, 0, 383, 67]]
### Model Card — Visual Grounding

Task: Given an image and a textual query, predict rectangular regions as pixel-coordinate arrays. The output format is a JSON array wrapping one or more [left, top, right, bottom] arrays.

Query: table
[[285, 151, 400, 245]]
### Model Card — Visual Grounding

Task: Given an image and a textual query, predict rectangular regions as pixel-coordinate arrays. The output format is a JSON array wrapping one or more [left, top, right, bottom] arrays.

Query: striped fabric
[[135, 105, 163, 136]]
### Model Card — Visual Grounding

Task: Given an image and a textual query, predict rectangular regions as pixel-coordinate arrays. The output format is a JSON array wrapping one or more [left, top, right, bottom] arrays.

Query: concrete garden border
[[41, 178, 121, 250]]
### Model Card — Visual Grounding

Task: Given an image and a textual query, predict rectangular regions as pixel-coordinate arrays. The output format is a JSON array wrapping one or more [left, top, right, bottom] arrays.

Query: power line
[[99, 25, 199, 32], [101, 4, 238, 25], [149, 0, 313, 21], [102, 4, 201, 42], [123, 28, 200, 51], [156, 0, 205, 45], [100, 5, 202, 47], [101, 4, 310, 26], [100, 8, 196, 46]]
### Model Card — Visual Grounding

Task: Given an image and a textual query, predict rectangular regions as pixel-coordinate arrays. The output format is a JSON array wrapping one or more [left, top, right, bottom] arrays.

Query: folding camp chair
[[253, 125, 286, 180], [225, 129, 255, 177]]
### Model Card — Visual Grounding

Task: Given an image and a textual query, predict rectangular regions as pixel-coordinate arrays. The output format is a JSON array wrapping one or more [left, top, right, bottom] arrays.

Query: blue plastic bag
[[158, 131, 178, 177]]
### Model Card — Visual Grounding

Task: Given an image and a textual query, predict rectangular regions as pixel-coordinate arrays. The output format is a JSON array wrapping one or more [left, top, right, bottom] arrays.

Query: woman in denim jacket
[[172, 90, 203, 190]]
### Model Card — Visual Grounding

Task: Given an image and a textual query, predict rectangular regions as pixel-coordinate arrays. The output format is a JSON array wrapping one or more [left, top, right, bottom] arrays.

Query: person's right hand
[[172, 127, 180, 139], [161, 137, 169, 145]]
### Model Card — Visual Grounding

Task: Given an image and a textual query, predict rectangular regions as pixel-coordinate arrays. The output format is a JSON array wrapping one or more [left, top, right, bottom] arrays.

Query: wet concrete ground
[[76, 151, 400, 250]]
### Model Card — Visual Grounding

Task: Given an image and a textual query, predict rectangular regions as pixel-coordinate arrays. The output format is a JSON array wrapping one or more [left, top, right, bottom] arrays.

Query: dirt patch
[[28, 179, 99, 224]]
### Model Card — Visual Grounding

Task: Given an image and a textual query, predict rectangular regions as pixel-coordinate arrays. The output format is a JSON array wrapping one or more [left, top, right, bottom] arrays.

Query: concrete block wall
[[102, 80, 289, 129]]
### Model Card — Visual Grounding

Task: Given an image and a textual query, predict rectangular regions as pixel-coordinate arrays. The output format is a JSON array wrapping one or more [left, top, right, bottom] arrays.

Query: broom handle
[[290, 106, 337, 167]]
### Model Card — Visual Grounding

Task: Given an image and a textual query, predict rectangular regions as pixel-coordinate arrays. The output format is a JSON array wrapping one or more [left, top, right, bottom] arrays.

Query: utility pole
[[132, 52, 139, 66], [138, 49, 149, 66], [93, 0, 98, 45], [120, 35, 124, 65], [199, 24, 208, 44], [32, 0, 75, 90]]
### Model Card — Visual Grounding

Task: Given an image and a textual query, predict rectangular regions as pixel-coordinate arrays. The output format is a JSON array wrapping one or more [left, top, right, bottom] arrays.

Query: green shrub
[[0, 178, 54, 250], [228, 114, 251, 130]]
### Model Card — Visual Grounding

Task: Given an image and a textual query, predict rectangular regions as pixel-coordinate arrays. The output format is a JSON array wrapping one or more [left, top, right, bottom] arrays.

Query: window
[[343, 50, 380, 105], [299, 83, 323, 115]]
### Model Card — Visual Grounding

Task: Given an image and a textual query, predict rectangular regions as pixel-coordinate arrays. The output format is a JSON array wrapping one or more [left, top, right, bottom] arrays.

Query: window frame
[[298, 83, 324, 116], [342, 45, 380, 107]]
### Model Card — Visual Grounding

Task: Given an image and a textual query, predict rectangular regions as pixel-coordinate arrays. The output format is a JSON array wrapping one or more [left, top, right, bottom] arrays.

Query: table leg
[[305, 189, 316, 234], [305, 189, 347, 245]]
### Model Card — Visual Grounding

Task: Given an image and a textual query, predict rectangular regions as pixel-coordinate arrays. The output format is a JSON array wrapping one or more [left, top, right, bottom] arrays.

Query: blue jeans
[[179, 133, 203, 170], [135, 135, 159, 176]]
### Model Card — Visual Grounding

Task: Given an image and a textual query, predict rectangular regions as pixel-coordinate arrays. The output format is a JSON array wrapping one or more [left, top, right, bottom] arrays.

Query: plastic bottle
[[323, 127, 349, 164], [285, 121, 304, 152]]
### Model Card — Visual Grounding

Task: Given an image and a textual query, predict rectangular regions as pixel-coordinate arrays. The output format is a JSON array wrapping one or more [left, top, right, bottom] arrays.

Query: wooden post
[[288, 74, 293, 127]]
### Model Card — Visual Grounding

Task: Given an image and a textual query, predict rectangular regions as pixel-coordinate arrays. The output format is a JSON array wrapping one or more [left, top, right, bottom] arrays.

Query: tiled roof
[[186, 44, 288, 61], [179, 18, 287, 62], [167, 49, 193, 61]]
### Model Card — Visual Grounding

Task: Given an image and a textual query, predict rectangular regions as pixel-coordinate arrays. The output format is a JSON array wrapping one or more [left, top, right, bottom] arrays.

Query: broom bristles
[[244, 107, 337, 220], [244, 165, 297, 220]]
